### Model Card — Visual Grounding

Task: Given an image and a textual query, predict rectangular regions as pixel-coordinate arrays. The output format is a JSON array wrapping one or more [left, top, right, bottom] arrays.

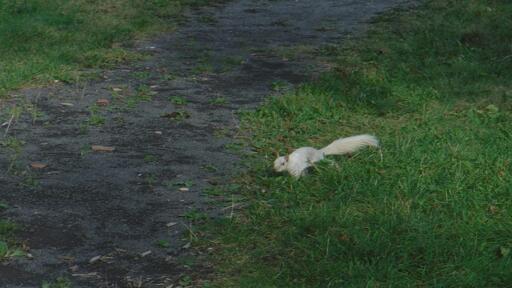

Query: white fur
[[273, 134, 379, 178], [320, 134, 379, 155]]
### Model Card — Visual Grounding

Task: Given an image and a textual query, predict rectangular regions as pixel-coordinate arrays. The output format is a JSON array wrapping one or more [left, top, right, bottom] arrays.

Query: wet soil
[[0, 0, 415, 287]]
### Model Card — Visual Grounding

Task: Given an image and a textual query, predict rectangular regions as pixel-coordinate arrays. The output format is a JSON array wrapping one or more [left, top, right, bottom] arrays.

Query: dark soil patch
[[0, 0, 415, 286]]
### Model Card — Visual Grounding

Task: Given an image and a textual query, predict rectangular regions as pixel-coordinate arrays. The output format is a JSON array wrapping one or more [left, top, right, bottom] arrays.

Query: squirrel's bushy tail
[[320, 134, 379, 156]]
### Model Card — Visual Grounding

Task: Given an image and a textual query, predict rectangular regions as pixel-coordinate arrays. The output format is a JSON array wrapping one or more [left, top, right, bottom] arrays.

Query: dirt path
[[1, 0, 413, 287]]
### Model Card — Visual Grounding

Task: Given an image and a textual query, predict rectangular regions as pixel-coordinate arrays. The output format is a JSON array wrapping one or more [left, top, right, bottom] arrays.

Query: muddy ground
[[0, 0, 415, 287]]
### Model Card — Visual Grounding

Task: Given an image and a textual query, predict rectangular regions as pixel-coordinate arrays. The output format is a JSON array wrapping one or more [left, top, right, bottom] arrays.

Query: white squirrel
[[273, 134, 379, 178]]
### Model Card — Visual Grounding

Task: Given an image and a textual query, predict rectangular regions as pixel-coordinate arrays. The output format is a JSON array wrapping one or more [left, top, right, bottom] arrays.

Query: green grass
[[0, 216, 22, 260], [205, 1, 512, 287], [87, 105, 106, 126], [0, 0, 222, 96], [156, 239, 171, 248], [41, 277, 71, 288], [170, 95, 188, 105], [209, 96, 228, 105]]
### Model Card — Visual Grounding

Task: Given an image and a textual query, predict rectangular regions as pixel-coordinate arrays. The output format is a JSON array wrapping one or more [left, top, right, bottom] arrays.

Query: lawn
[[204, 0, 512, 286], [0, 0, 217, 96]]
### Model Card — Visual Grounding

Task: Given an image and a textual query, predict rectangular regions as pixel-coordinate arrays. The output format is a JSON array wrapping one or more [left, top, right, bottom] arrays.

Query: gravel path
[[0, 0, 414, 286]]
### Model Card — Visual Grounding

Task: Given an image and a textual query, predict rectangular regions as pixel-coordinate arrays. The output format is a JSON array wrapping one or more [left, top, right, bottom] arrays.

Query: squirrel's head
[[273, 155, 289, 172]]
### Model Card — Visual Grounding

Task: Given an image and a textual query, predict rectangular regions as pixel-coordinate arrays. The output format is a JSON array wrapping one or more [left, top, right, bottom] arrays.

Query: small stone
[[155, 131, 163, 135], [96, 99, 110, 106], [182, 242, 191, 249], [69, 265, 79, 272], [166, 222, 177, 227], [179, 187, 189, 192], [72, 272, 99, 278], [115, 248, 127, 253], [165, 255, 176, 263], [91, 145, 115, 152], [89, 255, 101, 264], [30, 162, 48, 169], [26, 253, 34, 259]]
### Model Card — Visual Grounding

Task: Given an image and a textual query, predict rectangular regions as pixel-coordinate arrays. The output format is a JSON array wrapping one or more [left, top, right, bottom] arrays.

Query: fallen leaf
[[91, 145, 115, 152], [140, 250, 152, 257], [112, 87, 122, 92], [30, 162, 48, 169], [96, 99, 110, 106], [58, 255, 75, 262], [166, 222, 177, 227], [182, 242, 191, 249], [179, 187, 189, 192], [60, 102, 74, 107], [338, 234, 350, 242]]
